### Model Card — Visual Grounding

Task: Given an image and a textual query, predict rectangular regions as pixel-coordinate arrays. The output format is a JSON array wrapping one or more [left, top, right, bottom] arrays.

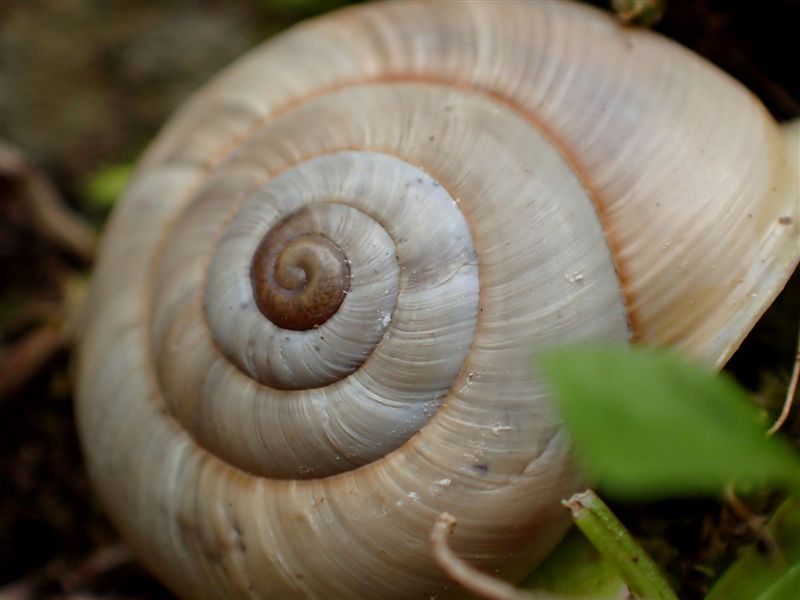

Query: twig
[[0, 139, 96, 262], [0, 325, 66, 399], [767, 325, 800, 436], [723, 485, 779, 559], [0, 544, 132, 600], [430, 513, 559, 600], [59, 544, 133, 591]]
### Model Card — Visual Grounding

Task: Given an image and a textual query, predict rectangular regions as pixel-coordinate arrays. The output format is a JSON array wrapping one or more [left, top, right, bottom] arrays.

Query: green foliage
[[759, 566, 800, 600], [534, 344, 800, 599], [522, 527, 626, 598], [538, 344, 800, 499], [525, 490, 681, 600], [82, 163, 134, 211], [564, 490, 678, 600]]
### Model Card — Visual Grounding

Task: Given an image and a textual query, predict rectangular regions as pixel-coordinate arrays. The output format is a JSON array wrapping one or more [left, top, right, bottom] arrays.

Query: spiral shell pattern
[[76, 1, 799, 599], [156, 147, 488, 479]]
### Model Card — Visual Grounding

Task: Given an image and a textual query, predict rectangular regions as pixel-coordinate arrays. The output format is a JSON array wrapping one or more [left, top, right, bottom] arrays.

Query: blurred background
[[1, 1, 798, 598]]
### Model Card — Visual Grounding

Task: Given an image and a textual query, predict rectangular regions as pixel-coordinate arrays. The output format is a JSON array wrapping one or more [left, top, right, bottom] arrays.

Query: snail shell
[[76, 1, 800, 598]]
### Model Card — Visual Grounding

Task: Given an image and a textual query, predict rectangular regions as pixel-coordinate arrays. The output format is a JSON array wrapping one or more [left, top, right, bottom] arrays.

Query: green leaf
[[522, 526, 627, 599], [707, 498, 800, 600], [538, 344, 800, 499], [759, 566, 800, 600], [82, 163, 134, 210]]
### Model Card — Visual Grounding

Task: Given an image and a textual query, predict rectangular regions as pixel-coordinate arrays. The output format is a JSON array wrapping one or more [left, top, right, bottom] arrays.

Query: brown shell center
[[251, 220, 350, 331]]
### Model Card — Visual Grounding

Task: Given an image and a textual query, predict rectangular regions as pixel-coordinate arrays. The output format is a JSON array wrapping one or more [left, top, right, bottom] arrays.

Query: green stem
[[564, 490, 678, 600]]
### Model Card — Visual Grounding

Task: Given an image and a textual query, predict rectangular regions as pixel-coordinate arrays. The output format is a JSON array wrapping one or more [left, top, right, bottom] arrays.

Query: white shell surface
[[76, 1, 799, 599]]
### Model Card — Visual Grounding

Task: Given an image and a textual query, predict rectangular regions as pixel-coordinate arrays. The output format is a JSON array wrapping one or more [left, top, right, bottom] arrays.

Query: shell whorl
[[76, 1, 799, 599], [250, 210, 352, 333]]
